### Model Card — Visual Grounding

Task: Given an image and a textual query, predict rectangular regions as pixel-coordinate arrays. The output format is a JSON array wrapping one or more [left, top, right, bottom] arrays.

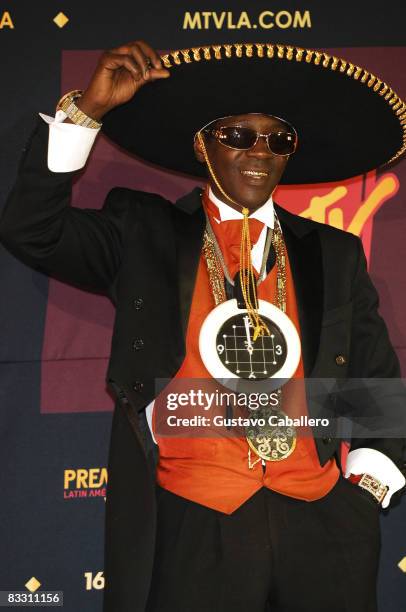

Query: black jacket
[[1, 117, 405, 612]]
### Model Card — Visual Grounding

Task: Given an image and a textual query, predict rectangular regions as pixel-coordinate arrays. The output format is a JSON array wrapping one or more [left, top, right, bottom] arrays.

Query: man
[[1, 40, 406, 612]]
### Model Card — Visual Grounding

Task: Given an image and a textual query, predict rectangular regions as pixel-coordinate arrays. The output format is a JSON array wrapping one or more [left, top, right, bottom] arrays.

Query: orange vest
[[153, 192, 339, 514]]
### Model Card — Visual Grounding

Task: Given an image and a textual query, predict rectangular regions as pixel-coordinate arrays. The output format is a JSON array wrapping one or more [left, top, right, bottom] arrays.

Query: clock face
[[199, 299, 301, 392], [216, 314, 287, 379]]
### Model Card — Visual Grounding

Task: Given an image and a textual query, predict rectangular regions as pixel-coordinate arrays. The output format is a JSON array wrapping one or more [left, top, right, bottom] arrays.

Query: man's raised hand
[[75, 40, 170, 121]]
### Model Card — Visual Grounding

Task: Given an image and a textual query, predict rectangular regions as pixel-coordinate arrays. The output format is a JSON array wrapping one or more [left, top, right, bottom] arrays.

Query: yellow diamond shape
[[398, 557, 406, 572], [53, 12, 69, 28], [25, 577, 41, 593]]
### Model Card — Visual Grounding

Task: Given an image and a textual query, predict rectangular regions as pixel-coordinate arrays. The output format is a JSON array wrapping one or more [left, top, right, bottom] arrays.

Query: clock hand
[[243, 316, 254, 355]]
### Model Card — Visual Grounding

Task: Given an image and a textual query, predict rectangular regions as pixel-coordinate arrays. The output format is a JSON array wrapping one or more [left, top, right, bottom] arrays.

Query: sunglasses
[[203, 124, 298, 156]]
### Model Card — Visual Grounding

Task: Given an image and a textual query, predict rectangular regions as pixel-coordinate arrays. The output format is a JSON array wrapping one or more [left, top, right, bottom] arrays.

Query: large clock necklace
[[199, 209, 301, 467], [196, 130, 300, 467]]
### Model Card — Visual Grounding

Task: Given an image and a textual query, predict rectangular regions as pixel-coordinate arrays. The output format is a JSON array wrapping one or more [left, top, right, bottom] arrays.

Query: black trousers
[[146, 474, 381, 612]]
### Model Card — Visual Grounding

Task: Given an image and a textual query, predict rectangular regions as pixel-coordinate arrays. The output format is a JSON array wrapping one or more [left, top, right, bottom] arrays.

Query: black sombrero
[[101, 43, 406, 184]]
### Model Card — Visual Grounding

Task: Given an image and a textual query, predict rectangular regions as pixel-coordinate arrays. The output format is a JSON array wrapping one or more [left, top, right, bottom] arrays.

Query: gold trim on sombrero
[[160, 42, 406, 164]]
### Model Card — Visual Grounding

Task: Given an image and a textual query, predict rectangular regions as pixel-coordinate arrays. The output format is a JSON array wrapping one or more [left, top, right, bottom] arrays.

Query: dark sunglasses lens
[[220, 127, 257, 149], [268, 132, 296, 155]]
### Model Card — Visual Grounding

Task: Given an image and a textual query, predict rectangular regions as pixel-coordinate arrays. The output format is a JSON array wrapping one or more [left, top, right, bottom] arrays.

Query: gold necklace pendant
[[246, 409, 297, 463]]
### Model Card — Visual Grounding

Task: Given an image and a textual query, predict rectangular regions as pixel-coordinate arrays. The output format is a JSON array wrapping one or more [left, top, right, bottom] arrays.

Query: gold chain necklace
[[201, 208, 297, 467], [197, 131, 271, 341]]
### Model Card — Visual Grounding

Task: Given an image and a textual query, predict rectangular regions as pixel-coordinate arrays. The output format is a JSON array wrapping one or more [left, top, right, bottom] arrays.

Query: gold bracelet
[[358, 473, 388, 504], [56, 89, 102, 129]]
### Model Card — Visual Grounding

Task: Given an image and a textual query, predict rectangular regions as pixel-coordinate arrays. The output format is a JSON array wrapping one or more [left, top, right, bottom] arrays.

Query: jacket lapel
[[275, 203, 324, 377], [173, 187, 206, 338]]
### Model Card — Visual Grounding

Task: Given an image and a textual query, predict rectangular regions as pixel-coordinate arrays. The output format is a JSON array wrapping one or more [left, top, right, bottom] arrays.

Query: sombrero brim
[[101, 43, 406, 184]]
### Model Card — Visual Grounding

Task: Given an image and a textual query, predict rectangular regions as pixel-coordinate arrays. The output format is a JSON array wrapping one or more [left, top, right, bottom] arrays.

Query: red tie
[[202, 189, 264, 279]]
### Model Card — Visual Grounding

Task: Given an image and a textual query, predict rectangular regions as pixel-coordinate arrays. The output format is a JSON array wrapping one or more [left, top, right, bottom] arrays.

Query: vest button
[[133, 381, 144, 392], [322, 437, 332, 444], [133, 297, 143, 310], [335, 354, 346, 366], [132, 338, 144, 350]]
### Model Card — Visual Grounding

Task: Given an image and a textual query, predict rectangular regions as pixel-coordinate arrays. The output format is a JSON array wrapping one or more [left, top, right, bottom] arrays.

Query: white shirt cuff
[[39, 110, 100, 173], [345, 447, 406, 508]]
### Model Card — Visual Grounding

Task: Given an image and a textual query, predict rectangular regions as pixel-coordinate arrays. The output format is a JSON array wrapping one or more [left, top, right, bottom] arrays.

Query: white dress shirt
[[39, 110, 100, 172], [38, 111, 406, 507]]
